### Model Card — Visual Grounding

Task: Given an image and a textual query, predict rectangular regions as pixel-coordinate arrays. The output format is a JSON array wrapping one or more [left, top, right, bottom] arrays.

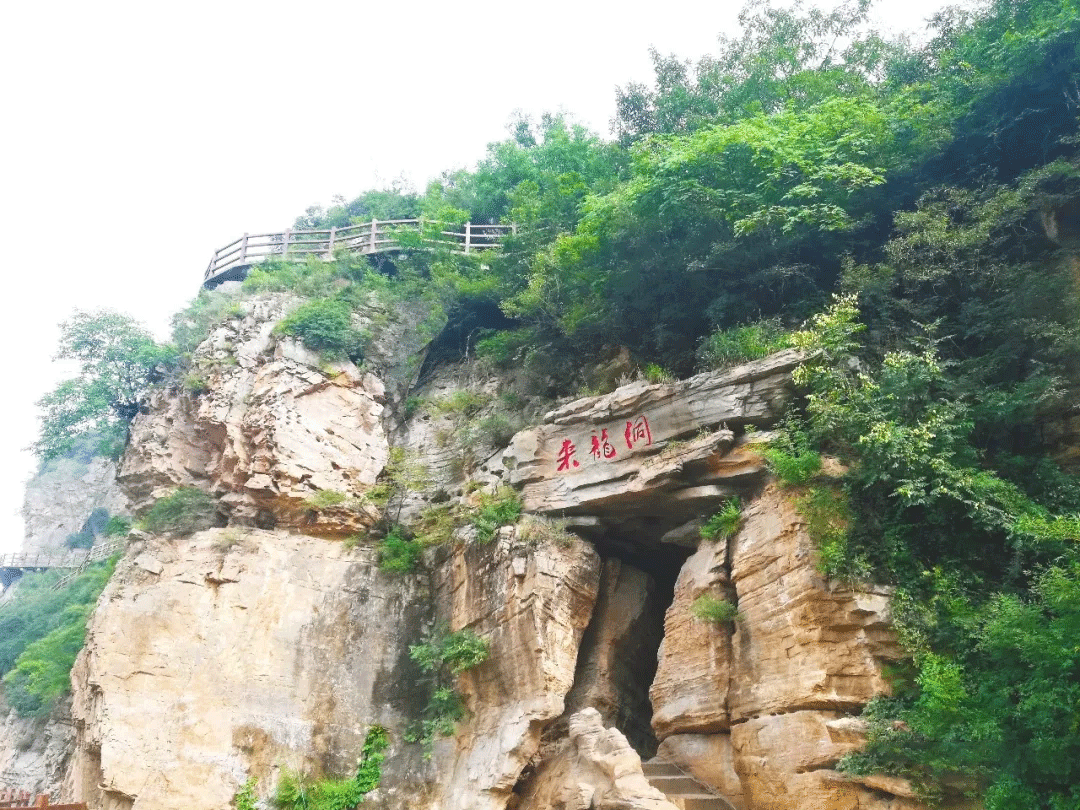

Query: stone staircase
[[642, 759, 737, 810]]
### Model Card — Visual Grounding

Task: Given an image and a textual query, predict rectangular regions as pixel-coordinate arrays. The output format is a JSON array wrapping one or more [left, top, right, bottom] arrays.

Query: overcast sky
[[0, 0, 951, 553]]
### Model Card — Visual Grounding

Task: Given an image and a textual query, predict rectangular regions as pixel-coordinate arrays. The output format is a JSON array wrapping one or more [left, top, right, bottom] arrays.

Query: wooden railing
[[0, 789, 87, 809], [50, 539, 126, 591], [204, 219, 515, 284], [0, 538, 126, 605], [0, 552, 83, 571]]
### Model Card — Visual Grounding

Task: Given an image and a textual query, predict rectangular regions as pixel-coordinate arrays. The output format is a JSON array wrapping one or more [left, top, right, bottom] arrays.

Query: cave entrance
[[562, 535, 691, 758], [416, 301, 518, 381]]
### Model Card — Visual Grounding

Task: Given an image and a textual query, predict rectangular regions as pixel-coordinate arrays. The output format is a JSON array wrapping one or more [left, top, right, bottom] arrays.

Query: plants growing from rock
[[303, 489, 348, 510], [104, 515, 132, 537], [470, 488, 522, 543], [272, 725, 389, 810], [691, 594, 741, 624], [697, 319, 793, 371], [407, 627, 490, 755], [700, 498, 741, 542], [761, 422, 822, 486], [140, 487, 220, 535], [378, 526, 423, 574], [233, 777, 257, 810], [275, 297, 366, 362]]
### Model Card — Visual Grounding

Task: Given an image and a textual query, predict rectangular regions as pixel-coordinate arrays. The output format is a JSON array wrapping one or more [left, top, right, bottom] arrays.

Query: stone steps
[[642, 759, 736, 810]]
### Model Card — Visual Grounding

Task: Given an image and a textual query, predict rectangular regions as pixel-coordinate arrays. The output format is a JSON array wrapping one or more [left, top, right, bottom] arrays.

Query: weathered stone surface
[[504, 351, 802, 527], [729, 485, 902, 720], [731, 712, 930, 810], [432, 528, 602, 810], [0, 697, 73, 802], [648, 482, 914, 810], [655, 734, 744, 810], [650, 535, 732, 738], [518, 709, 680, 810], [21, 456, 129, 557], [120, 296, 388, 533], [66, 528, 428, 810]]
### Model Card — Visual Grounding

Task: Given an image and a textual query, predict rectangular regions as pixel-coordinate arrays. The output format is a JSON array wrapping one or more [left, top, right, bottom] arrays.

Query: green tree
[[33, 310, 177, 461]]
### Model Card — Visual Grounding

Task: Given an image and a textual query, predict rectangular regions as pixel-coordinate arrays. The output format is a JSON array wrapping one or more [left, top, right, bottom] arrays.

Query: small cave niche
[[416, 301, 518, 380], [559, 534, 691, 758]]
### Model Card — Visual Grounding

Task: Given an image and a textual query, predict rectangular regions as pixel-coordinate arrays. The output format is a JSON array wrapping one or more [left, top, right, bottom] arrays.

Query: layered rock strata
[[2, 336, 934, 810], [431, 528, 602, 810], [649, 484, 907, 810], [504, 350, 802, 539], [120, 296, 390, 532]]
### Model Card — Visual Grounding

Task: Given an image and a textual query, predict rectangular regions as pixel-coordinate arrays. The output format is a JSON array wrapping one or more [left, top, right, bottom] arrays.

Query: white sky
[[0, 0, 950, 553]]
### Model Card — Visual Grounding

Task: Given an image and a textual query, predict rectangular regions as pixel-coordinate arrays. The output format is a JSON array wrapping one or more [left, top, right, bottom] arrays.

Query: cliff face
[[21, 457, 129, 558], [5, 296, 931, 810]]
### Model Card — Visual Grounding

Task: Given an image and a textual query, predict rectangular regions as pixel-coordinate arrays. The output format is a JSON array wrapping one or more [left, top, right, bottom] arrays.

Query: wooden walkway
[[0, 539, 125, 594], [204, 218, 514, 287]]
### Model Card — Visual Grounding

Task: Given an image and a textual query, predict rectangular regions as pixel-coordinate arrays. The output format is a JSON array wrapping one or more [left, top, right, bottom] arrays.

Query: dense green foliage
[[272, 725, 389, 810], [275, 298, 366, 362], [470, 488, 522, 544], [378, 527, 423, 574], [140, 487, 220, 535], [33, 311, 177, 462], [0, 559, 117, 715]]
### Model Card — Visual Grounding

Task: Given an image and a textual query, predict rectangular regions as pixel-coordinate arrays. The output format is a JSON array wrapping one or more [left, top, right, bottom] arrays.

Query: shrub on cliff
[[274, 297, 366, 362], [140, 487, 220, 535]]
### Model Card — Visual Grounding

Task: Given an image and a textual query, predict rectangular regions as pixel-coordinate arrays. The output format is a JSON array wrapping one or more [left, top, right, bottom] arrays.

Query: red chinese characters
[[555, 415, 654, 473], [556, 439, 580, 471], [624, 415, 653, 450], [590, 428, 618, 460]]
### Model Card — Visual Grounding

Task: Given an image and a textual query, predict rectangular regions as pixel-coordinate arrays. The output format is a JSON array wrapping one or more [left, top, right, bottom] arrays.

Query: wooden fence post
[[464, 222, 472, 254], [238, 233, 249, 265], [327, 226, 336, 255], [282, 228, 291, 257], [369, 219, 378, 253]]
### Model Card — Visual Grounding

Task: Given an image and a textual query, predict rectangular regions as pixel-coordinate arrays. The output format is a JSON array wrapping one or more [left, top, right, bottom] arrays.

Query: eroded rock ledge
[[504, 350, 802, 540]]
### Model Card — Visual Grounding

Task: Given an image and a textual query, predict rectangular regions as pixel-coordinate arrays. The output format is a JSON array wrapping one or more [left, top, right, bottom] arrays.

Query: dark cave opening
[[560, 534, 693, 758], [416, 302, 518, 380]]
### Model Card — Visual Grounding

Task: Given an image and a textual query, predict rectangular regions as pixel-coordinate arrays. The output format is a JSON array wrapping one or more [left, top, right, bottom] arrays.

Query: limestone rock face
[[120, 296, 389, 532], [504, 351, 802, 536], [66, 528, 428, 810], [649, 536, 732, 739], [21, 457, 129, 557], [729, 486, 901, 719], [432, 528, 602, 810], [649, 483, 906, 810], [0, 698, 73, 802], [518, 708, 680, 810]]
